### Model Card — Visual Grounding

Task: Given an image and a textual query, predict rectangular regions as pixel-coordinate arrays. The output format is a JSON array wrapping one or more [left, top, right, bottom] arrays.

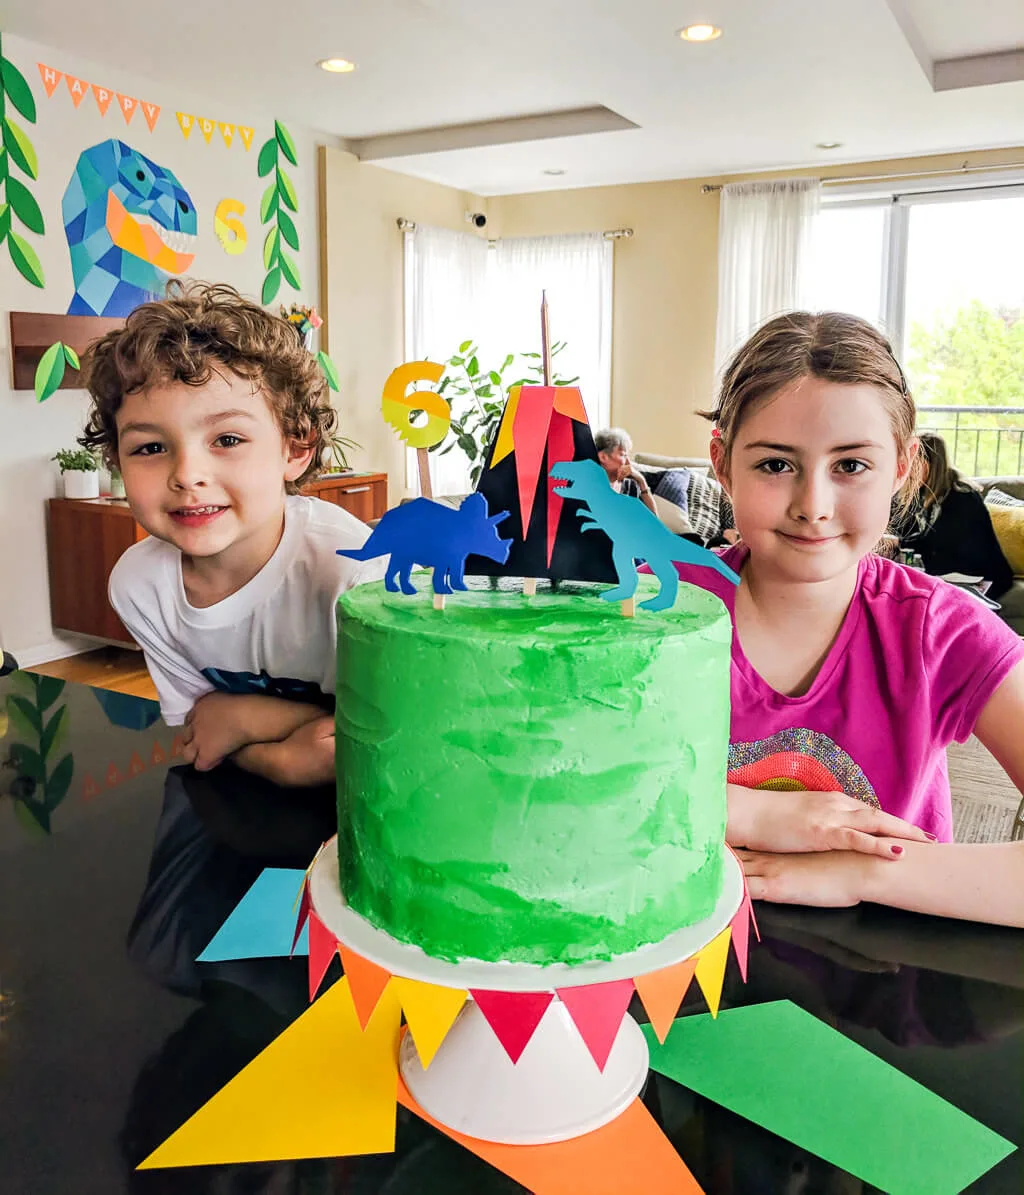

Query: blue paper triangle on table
[[197, 868, 309, 961]]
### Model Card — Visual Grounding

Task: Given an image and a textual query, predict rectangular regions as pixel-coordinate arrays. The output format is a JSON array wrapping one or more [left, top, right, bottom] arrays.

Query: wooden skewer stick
[[540, 290, 552, 387], [621, 597, 636, 619], [416, 446, 433, 500], [433, 592, 446, 611], [523, 577, 537, 596]]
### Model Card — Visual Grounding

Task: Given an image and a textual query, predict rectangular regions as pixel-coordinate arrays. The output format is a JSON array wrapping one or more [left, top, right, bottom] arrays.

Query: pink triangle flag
[[555, 979, 635, 1071], [730, 890, 753, 983], [470, 990, 553, 1064], [306, 909, 338, 1001]]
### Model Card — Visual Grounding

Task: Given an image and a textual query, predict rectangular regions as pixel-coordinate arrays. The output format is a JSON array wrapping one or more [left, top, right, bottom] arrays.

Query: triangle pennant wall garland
[[91, 84, 113, 116], [117, 93, 137, 124], [64, 74, 87, 107], [37, 62, 62, 97]]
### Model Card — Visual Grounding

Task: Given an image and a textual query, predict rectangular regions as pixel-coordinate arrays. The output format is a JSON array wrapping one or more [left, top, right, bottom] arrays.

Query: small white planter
[[63, 470, 100, 499]]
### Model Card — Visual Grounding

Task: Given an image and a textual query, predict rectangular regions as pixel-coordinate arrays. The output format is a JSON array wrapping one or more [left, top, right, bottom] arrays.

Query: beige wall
[[492, 146, 1024, 459], [319, 148, 488, 499]]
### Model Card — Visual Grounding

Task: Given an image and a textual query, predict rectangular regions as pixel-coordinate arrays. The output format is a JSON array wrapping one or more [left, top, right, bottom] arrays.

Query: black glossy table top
[[2, 672, 1021, 1194]]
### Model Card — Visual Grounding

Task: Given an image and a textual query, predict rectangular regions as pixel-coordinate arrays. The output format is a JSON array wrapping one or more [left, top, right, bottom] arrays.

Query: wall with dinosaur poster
[[0, 30, 326, 663]]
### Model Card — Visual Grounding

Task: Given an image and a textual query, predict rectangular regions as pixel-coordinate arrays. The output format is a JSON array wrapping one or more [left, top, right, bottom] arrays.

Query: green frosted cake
[[335, 575, 731, 966]]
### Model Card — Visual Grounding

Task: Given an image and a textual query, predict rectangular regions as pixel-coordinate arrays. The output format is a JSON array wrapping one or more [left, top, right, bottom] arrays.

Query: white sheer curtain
[[714, 178, 821, 373], [404, 226, 613, 495], [404, 224, 488, 494]]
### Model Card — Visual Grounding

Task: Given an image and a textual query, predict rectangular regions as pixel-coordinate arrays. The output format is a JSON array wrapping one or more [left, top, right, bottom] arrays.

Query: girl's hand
[[737, 847, 876, 908], [727, 784, 934, 857]]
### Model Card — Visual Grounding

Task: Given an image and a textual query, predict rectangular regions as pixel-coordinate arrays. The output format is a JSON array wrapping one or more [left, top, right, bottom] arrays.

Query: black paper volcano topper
[[464, 384, 617, 583]]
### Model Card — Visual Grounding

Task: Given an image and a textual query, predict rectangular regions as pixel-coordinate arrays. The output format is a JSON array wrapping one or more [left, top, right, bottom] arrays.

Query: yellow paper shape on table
[[390, 976, 467, 1068], [138, 978, 401, 1169], [694, 926, 732, 1019], [380, 360, 450, 448]]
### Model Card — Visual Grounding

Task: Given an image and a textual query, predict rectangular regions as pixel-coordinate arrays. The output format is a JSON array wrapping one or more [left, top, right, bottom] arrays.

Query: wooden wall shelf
[[10, 311, 125, 391]]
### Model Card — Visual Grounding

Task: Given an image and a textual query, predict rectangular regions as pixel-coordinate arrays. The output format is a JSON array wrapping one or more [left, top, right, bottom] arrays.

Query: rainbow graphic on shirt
[[727, 727, 879, 807]]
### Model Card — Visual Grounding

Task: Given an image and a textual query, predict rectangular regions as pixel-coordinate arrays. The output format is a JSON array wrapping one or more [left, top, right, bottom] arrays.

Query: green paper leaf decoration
[[279, 249, 301, 290], [275, 120, 299, 166], [278, 208, 299, 251], [0, 201, 10, 244], [260, 181, 278, 223], [40, 704, 68, 757], [261, 266, 282, 305], [3, 116, 38, 180], [14, 743, 44, 781], [257, 137, 277, 178], [36, 674, 66, 711], [62, 344, 80, 370], [9, 228, 44, 286], [317, 351, 340, 392], [35, 341, 66, 401], [6, 692, 36, 738], [1, 56, 37, 123], [263, 226, 280, 269], [46, 752, 74, 808], [6, 174, 43, 234], [276, 167, 298, 213], [0, 147, 7, 183]]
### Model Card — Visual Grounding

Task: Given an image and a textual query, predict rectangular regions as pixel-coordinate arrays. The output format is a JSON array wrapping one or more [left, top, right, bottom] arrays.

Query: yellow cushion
[[986, 503, 1024, 576]]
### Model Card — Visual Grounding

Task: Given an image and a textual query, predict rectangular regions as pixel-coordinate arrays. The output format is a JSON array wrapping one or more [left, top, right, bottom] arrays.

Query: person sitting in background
[[594, 427, 658, 516], [896, 432, 1013, 599]]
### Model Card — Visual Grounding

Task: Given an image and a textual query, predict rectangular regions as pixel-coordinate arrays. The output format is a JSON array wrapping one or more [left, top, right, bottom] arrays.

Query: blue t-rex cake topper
[[338, 493, 511, 596], [550, 459, 740, 612]]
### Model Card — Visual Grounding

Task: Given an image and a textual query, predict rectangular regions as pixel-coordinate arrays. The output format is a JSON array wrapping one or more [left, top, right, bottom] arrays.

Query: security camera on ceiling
[[465, 211, 487, 229]]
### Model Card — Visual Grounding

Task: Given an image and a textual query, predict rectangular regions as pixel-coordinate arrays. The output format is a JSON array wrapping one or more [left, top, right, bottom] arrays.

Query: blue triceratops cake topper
[[550, 459, 740, 611], [338, 492, 511, 596]]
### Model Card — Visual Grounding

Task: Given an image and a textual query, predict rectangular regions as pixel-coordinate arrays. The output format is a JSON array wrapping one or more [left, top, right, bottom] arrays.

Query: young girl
[[677, 313, 1024, 882]]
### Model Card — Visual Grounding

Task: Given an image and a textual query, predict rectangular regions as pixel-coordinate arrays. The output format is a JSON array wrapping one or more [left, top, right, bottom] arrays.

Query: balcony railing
[[916, 406, 1024, 478]]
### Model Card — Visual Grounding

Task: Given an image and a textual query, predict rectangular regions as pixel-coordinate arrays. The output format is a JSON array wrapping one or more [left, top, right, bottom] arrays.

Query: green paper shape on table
[[35, 341, 81, 401], [644, 1000, 1015, 1194]]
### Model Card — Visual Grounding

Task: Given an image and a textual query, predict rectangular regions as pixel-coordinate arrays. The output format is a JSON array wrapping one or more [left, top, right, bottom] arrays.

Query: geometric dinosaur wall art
[[63, 138, 197, 316]]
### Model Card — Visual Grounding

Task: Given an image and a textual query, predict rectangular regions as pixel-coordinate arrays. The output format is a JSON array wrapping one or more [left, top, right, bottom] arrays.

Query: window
[[813, 184, 1024, 475]]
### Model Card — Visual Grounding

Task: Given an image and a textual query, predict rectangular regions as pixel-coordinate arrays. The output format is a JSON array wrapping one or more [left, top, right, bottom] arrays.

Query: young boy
[[80, 282, 380, 787]]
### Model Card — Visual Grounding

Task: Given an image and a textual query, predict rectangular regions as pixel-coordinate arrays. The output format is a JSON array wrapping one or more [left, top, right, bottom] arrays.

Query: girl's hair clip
[[711, 427, 722, 439]]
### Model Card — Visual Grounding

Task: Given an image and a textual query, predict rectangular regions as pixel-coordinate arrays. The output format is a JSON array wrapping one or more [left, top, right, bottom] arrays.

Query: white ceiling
[[6, 0, 1023, 195]]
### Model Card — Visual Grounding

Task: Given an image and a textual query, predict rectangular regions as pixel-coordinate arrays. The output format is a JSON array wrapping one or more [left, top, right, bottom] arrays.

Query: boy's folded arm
[[184, 692, 325, 772], [232, 715, 335, 787]]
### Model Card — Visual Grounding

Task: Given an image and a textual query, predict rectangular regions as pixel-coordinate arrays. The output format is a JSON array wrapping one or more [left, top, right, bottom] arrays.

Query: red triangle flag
[[105, 761, 123, 787], [469, 990, 553, 1064], [338, 944, 393, 1029], [128, 751, 145, 777], [80, 772, 100, 801], [556, 979, 635, 1071], [290, 878, 310, 956], [306, 909, 338, 1001], [150, 740, 167, 765]]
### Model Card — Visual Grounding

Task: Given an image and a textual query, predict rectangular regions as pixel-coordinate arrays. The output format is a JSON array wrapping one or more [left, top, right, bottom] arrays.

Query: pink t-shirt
[[674, 546, 1024, 842]]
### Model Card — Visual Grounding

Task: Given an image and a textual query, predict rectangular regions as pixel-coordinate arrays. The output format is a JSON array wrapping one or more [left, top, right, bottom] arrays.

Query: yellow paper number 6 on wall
[[214, 199, 248, 255]]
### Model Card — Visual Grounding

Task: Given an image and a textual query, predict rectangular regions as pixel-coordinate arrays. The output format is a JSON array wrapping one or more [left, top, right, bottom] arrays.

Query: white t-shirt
[[109, 495, 382, 725]]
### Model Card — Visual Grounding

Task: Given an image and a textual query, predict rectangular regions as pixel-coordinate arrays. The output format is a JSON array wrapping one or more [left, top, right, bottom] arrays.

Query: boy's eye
[[214, 434, 244, 448], [756, 458, 791, 474], [835, 459, 867, 475], [130, 442, 164, 456]]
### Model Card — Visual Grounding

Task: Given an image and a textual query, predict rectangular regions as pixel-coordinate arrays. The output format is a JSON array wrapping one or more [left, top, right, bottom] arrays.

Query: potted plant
[[109, 467, 126, 499], [53, 448, 100, 499]]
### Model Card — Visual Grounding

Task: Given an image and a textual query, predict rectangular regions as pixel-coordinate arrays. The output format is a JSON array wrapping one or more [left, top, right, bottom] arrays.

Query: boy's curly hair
[[80, 281, 337, 493]]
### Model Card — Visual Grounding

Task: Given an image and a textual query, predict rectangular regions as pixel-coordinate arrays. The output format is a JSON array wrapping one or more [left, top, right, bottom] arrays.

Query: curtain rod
[[701, 160, 1024, 193], [396, 218, 633, 240]]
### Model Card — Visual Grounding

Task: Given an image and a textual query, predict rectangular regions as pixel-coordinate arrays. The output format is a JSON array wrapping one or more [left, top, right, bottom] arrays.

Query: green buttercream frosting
[[336, 576, 731, 965]]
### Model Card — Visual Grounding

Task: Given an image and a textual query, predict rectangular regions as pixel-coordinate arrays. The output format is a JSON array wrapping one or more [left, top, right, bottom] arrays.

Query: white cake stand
[[309, 842, 744, 1145]]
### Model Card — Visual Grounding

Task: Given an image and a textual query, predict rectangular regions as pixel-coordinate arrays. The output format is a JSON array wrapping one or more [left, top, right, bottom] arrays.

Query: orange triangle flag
[[142, 101, 161, 132], [64, 74, 88, 108], [37, 63, 62, 98], [238, 125, 255, 150], [170, 733, 187, 757], [105, 761, 123, 788], [176, 112, 194, 140], [80, 772, 101, 801], [219, 121, 236, 147], [150, 741, 166, 765], [390, 977, 467, 1069], [128, 751, 145, 777], [117, 93, 137, 124], [199, 117, 215, 144], [138, 978, 402, 1168], [633, 957, 698, 1045], [694, 926, 732, 1019], [91, 84, 113, 116], [338, 943, 392, 1029]]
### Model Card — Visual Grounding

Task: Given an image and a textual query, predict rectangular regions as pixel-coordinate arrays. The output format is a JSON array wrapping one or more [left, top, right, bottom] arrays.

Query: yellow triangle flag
[[138, 979, 401, 1168], [694, 926, 731, 1019], [199, 117, 215, 144], [219, 121, 236, 147], [390, 976, 467, 1069], [238, 125, 255, 150], [176, 112, 194, 140]]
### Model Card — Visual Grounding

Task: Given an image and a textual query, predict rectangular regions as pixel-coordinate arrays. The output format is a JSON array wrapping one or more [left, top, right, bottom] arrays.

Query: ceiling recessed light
[[678, 23, 722, 42], [318, 57, 356, 73], [542, 168, 566, 176], [816, 141, 842, 150]]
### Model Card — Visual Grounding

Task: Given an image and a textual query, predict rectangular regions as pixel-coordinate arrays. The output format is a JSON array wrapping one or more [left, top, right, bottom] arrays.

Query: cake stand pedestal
[[309, 844, 744, 1146]]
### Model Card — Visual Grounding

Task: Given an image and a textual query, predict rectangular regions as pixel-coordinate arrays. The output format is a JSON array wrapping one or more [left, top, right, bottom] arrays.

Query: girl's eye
[[215, 434, 244, 448], [130, 442, 164, 456], [835, 459, 867, 475], [756, 458, 791, 475]]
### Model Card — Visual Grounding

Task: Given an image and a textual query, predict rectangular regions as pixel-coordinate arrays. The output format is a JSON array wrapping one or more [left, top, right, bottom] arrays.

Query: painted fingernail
[[924, 832, 937, 841], [890, 845, 904, 856]]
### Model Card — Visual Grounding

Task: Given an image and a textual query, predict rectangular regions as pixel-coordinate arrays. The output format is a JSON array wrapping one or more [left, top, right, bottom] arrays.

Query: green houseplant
[[53, 448, 99, 499], [433, 339, 578, 487]]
